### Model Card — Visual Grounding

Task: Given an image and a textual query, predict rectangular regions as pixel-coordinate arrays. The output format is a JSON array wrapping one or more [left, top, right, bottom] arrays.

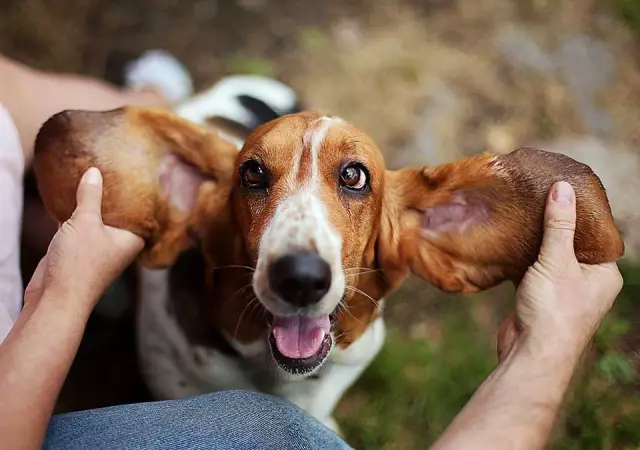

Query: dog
[[32, 84, 624, 432]]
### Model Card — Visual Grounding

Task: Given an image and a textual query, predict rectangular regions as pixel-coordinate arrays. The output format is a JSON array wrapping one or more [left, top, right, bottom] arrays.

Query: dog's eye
[[339, 163, 369, 192], [239, 160, 268, 190]]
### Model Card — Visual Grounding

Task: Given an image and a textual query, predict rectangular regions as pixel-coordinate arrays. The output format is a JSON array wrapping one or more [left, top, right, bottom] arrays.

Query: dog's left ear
[[378, 148, 624, 294], [34, 106, 238, 268]]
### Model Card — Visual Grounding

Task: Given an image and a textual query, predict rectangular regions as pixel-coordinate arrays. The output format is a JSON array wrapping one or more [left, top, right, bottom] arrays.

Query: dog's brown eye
[[240, 160, 268, 190], [340, 163, 369, 192]]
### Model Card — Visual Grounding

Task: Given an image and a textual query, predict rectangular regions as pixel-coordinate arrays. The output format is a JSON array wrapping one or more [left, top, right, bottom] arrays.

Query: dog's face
[[232, 112, 386, 374], [33, 107, 624, 377]]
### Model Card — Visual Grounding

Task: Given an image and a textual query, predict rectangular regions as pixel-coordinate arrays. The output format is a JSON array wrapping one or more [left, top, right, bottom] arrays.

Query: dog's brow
[[289, 116, 335, 189], [308, 117, 333, 189]]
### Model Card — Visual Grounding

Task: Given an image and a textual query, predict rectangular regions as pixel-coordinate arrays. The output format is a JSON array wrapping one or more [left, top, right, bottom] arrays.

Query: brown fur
[[33, 108, 624, 350], [34, 107, 237, 268]]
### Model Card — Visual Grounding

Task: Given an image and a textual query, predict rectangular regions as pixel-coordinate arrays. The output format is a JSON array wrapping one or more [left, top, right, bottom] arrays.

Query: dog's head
[[34, 107, 624, 376], [231, 112, 386, 372]]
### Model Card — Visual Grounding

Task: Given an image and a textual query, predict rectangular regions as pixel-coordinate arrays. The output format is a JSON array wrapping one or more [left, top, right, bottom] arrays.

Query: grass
[[337, 300, 495, 449], [225, 56, 274, 77], [614, 0, 640, 38], [337, 263, 640, 449]]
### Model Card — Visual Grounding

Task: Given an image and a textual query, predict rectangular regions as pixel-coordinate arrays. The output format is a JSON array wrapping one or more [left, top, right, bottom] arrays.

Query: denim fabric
[[46, 390, 352, 450]]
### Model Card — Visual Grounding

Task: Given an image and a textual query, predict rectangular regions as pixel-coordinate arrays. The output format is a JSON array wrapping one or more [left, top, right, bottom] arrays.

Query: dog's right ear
[[376, 148, 624, 294], [34, 107, 238, 268]]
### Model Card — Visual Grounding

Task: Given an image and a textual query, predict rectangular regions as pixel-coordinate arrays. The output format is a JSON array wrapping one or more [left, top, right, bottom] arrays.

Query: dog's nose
[[268, 252, 332, 307]]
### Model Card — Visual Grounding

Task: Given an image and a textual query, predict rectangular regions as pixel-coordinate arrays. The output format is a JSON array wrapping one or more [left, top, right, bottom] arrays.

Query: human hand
[[24, 167, 144, 312], [497, 181, 623, 361]]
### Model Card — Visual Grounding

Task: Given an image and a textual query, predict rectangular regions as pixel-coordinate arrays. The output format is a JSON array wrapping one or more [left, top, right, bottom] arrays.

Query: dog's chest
[[136, 265, 265, 396]]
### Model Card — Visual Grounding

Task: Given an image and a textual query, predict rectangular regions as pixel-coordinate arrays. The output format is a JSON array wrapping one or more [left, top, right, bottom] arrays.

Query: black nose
[[268, 252, 332, 307]]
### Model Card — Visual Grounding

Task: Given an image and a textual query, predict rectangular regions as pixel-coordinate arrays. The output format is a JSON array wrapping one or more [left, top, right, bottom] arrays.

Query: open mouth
[[268, 312, 337, 376]]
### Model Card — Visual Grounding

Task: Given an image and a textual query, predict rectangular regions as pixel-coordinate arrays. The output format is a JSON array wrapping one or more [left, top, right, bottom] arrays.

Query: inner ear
[[379, 148, 624, 294], [159, 153, 208, 213], [420, 191, 491, 235], [34, 106, 238, 268]]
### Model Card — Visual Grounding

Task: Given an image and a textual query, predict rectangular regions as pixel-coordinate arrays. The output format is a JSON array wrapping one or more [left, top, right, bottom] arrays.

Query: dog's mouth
[[268, 312, 337, 376]]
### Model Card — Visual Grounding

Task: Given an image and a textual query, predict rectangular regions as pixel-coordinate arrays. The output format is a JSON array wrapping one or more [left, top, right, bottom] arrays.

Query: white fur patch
[[291, 116, 334, 184], [176, 75, 297, 128], [124, 49, 194, 104], [176, 75, 298, 148], [308, 117, 333, 184], [254, 189, 344, 316]]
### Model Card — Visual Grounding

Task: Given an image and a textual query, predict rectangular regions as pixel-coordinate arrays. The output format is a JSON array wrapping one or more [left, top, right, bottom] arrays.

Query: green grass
[[337, 263, 640, 449], [225, 56, 274, 77], [614, 0, 640, 38], [337, 298, 496, 449]]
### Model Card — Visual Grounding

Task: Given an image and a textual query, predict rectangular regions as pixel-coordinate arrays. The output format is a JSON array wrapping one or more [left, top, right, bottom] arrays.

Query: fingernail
[[552, 181, 573, 204], [84, 167, 102, 186]]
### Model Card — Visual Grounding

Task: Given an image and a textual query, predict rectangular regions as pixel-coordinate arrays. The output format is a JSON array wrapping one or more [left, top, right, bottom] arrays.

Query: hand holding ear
[[24, 168, 144, 312], [497, 181, 624, 362]]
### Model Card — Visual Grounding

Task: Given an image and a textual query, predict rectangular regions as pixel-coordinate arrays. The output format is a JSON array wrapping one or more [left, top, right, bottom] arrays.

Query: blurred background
[[2, 0, 640, 448]]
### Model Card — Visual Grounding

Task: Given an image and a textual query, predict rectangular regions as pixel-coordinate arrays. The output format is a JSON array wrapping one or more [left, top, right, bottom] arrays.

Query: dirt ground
[[3, 0, 640, 447]]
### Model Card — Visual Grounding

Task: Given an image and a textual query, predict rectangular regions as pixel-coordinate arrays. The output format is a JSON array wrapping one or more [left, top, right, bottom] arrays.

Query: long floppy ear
[[378, 147, 624, 294], [33, 106, 238, 268]]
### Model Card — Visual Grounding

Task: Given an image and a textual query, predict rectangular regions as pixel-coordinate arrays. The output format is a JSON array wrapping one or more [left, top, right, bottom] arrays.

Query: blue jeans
[[45, 390, 351, 450]]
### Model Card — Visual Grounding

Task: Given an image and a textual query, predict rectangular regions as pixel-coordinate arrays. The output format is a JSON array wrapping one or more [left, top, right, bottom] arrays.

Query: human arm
[[0, 168, 144, 450], [0, 53, 169, 166], [430, 181, 623, 450]]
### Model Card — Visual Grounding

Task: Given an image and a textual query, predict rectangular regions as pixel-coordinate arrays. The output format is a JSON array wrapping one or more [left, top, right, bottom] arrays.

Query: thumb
[[73, 167, 103, 218], [538, 181, 577, 267]]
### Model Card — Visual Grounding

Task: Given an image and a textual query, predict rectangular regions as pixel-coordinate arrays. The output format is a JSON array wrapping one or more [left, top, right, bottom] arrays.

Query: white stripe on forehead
[[290, 116, 341, 187], [308, 117, 333, 186]]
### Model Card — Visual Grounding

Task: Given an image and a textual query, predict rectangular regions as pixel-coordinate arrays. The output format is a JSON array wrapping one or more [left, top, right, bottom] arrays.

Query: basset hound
[[32, 83, 624, 433]]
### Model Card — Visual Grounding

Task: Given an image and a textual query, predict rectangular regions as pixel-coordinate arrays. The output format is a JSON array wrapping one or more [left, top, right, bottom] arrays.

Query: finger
[[538, 181, 577, 266], [73, 167, 103, 217]]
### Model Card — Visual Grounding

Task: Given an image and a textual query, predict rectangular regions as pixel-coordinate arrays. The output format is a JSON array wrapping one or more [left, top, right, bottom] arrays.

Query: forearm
[[0, 54, 166, 166], [431, 338, 582, 450], [0, 291, 91, 450]]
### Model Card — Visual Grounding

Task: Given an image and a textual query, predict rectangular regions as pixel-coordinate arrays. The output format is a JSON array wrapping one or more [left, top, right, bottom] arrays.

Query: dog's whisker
[[230, 283, 255, 302], [343, 267, 382, 274], [333, 330, 350, 343], [345, 285, 383, 314], [237, 272, 255, 282], [234, 297, 259, 340], [210, 265, 255, 273], [345, 285, 382, 312], [343, 267, 384, 279], [246, 296, 263, 322], [336, 298, 361, 323]]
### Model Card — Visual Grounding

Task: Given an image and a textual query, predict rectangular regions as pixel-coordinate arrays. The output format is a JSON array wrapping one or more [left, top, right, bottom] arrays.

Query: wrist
[[38, 285, 97, 319], [509, 329, 585, 371]]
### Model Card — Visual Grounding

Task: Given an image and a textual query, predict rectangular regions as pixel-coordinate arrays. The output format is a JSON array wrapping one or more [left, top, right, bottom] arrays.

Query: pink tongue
[[272, 315, 331, 359]]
